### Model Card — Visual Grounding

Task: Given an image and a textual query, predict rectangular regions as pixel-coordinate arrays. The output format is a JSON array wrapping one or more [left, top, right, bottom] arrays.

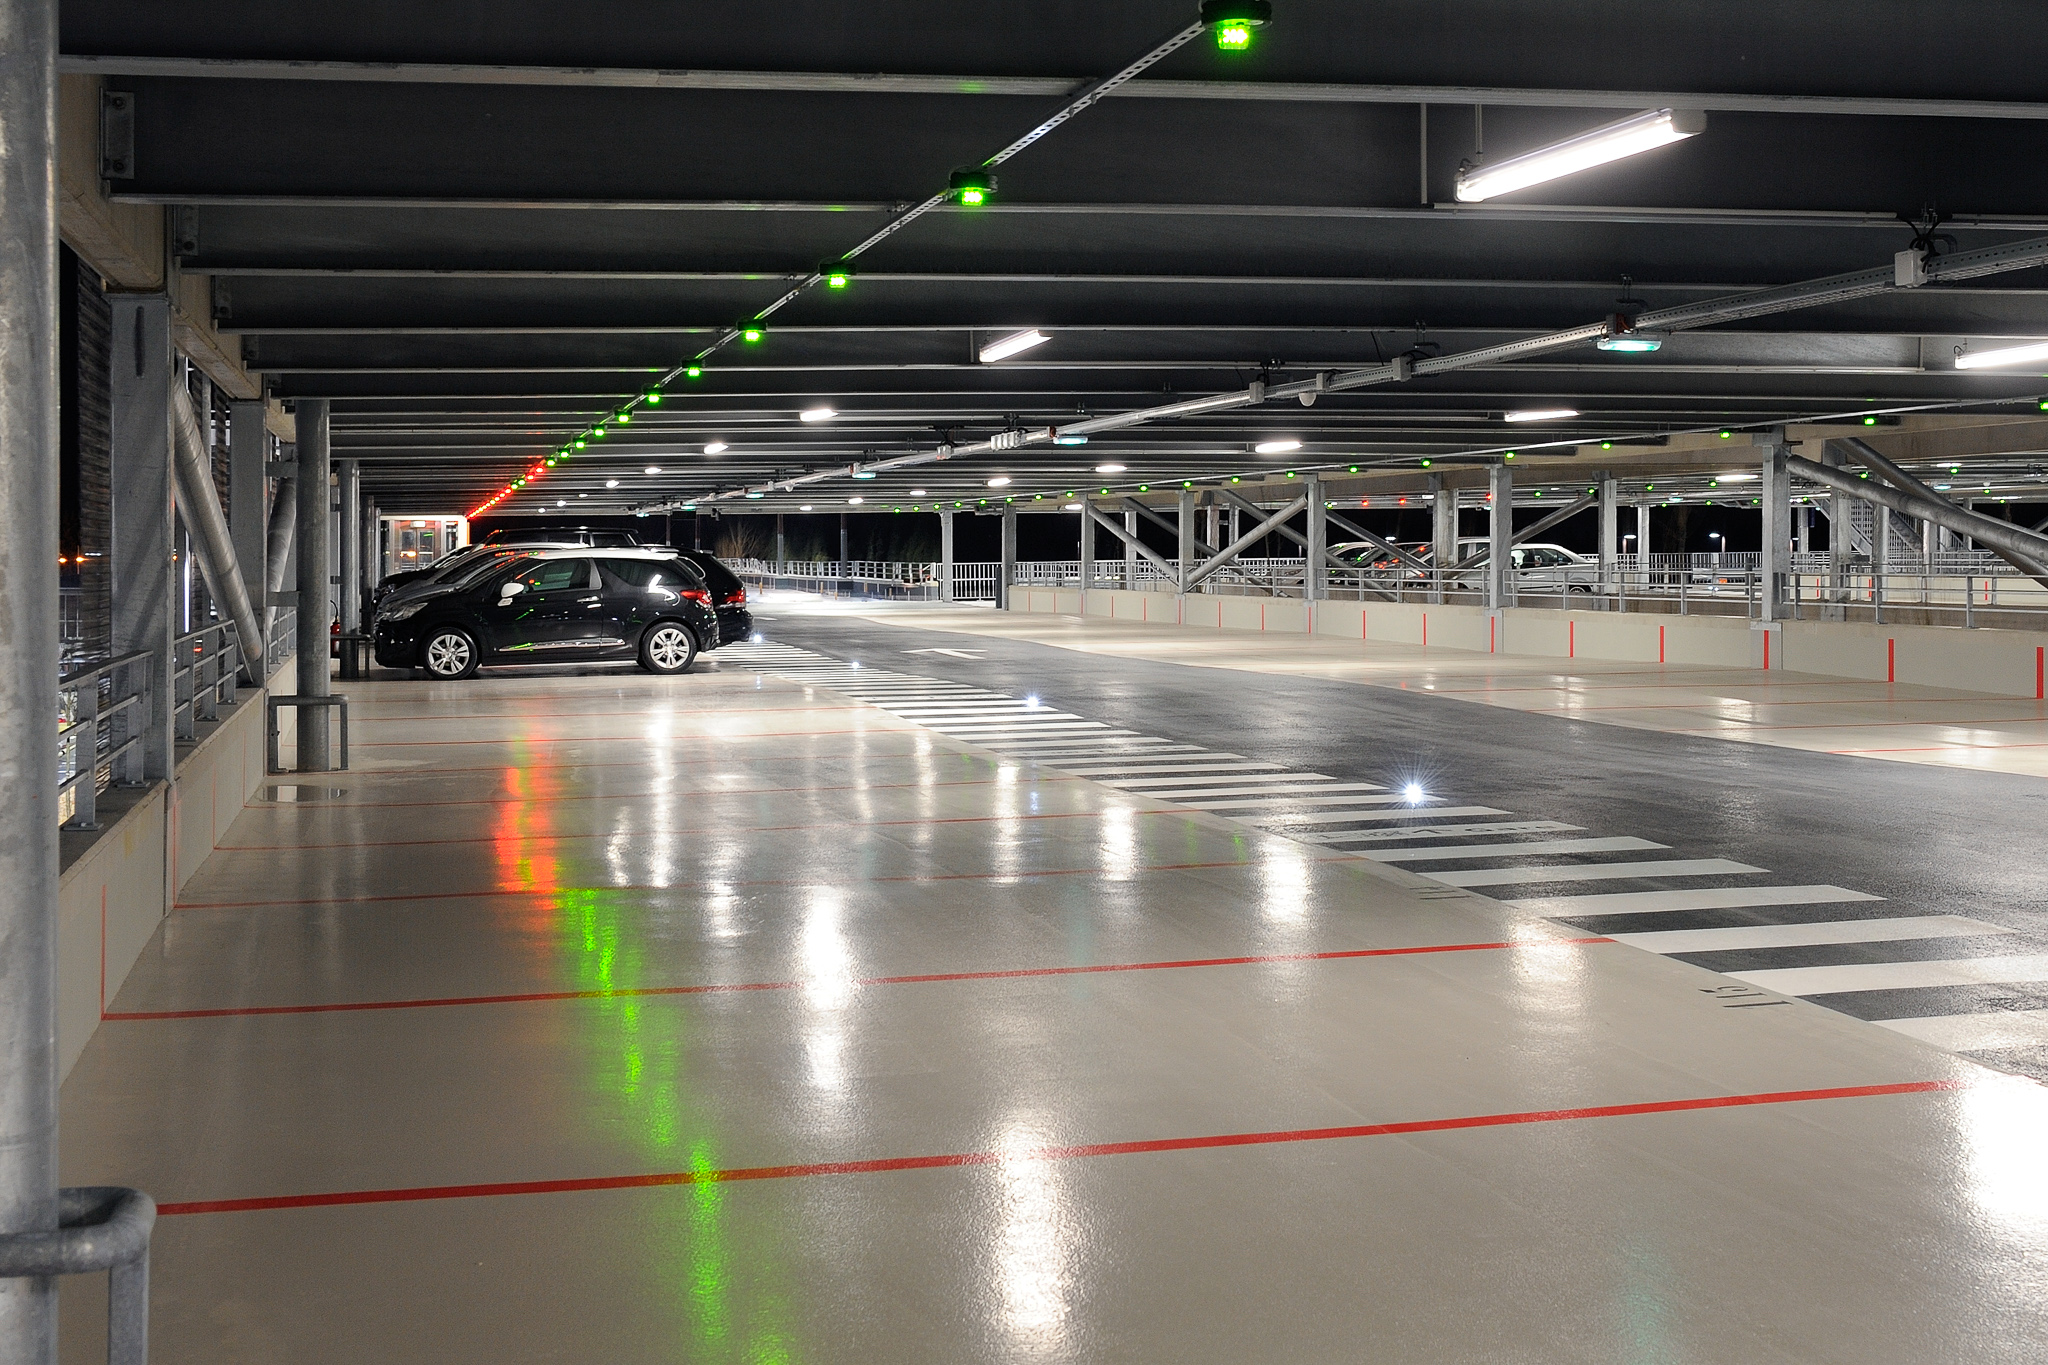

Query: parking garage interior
[[6, 3, 2048, 1362]]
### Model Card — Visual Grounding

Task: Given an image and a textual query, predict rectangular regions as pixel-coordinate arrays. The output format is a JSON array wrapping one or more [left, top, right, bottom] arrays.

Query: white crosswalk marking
[[1876, 1009, 2048, 1052], [1301, 821, 1585, 845], [1119, 782, 1390, 799], [1610, 916, 2012, 955], [1369, 836, 1666, 863], [1730, 955, 2048, 996], [1428, 858, 1764, 889], [1503, 885, 1883, 917]]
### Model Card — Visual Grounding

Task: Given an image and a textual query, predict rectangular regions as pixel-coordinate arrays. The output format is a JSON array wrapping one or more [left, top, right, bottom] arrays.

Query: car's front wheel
[[422, 627, 481, 680], [639, 621, 698, 675]]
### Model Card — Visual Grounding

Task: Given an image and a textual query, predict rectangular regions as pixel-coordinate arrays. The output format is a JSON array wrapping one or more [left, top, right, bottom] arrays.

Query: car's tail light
[[679, 588, 711, 603], [728, 588, 747, 604]]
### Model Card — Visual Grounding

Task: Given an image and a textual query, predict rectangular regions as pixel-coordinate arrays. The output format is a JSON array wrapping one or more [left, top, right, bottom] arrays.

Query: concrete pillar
[[1598, 474, 1619, 597], [1486, 462, 1514, 609], [1177, 487, 1196, 591], [1305, 478, 1327, 601], [998, 506, 1017, 609], [0, 0, 62, 1347], [1429, 474, 1455, 603], [1078, 500, 1093, 592], [775, 512, 786, 571], [1797, 504, 1812, 555], [229, 401, 269, 629], [109, 296, 176, 781], [1636, 502, 1652, 561], [1124, 511, 1138, 588], [337, 459, 360, 633], [1759, 440, 1790, 621], [939, 510, 955, 601], [838, 513, 849, 566], [295, 400, 333, 770]]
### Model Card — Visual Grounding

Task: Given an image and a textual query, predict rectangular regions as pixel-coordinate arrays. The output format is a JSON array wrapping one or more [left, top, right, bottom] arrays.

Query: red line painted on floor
[[154, 1080, 1959, 1217], [1887, 637, 1895, 683], [1762, 630, 1770, 671], [1568, 621, 1574, 658], [216, 804, 1171, 853], [2036, 647, 2043, 700], [243, 773, 1047, 815], [106, 937, 1610, 1021], [1658, 624, 1665, 663], [173, 855, 1359, 911]]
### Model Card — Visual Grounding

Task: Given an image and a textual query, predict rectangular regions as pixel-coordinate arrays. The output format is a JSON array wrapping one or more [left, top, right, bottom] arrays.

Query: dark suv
[[372, 549, 720, 679], [670, 549, 754, 645]]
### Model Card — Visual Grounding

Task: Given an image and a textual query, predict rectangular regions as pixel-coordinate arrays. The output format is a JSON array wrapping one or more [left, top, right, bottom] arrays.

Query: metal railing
[[732, 559, 1002, 601], [0, 1186, 154, 1365]]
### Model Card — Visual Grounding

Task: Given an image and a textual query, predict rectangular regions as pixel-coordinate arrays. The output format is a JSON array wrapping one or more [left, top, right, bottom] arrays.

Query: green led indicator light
[[644, 389, 662, 405], [1420, 459, 1432, 468], [1719, 430, 1734, 439], [741, 328, 763, 344], [616, 411, 630, 424], [1348, 465, 1359, 473], [592, 426, 607, 438], [1503, 451, 1516, 460], [1863, 415, 1878, 425], [1138, 484, 1150, 492], [827, 272, 849, 290], [574, 439, 586, 449], [687, 366, 702, 378], [1215, 22, 1252, 48]]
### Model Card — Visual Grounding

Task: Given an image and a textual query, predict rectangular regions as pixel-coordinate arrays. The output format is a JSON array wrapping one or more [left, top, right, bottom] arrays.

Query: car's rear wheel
[[639, 621, 698, 674], [422, 627, 480, 680]]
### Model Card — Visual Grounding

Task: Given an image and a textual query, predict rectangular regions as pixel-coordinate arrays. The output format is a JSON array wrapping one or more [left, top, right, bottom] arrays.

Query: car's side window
[[514, 559, 591, 594], [599, 558, 705, 591]]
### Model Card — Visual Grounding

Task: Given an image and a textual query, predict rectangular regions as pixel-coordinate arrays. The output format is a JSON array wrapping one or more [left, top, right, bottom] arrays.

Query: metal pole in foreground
[[938, 510, 955, 602], [998, 507, 1017, 609], [336, 460, 359, 634], [0, 0, 62, 1353], [295, 401, 333, 770]]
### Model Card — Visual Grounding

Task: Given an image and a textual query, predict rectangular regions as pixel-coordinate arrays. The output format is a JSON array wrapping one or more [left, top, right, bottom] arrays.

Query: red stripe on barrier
[[107, 937, 1609, 1021], [155, 1080, 1960, 1217]]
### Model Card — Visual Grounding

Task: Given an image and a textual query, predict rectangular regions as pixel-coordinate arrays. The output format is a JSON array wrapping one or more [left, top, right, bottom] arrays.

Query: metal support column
[[1486, 462, 1514, 609], [998, 507, 1017, 609], [363, 498, 379, 599], [1430, 475, 1455, 603], [775, 512, 786, 571], [336, 459, 360, 634], [1123, 512, 1138, 588], [295, 401, 333, 770], [1177, 487, 1196, 592], [0, 0, 62, 1348], [1598, 474, 1618, 599], [1760, 439, 1790, 621], [938, 510, 955, 602], [228, 400, 268, 624], [1305, 479, 1327, 601], [838, 513, 848, 565], [1078, 500, 1093, 593], [109, 297, 176, 781]]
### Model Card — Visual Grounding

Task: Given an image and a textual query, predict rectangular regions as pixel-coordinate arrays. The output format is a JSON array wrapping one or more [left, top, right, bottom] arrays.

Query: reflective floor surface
[[57, 653, 2048, 1362]]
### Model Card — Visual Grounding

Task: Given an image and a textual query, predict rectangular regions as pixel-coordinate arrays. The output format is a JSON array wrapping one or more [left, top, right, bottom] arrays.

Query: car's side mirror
[[498, 581, 526, 601]]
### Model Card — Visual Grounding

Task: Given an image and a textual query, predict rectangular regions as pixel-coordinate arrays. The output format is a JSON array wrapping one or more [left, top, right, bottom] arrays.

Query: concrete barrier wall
[[56, 660, 290, 1080], [1023, 587, 2048, 699]]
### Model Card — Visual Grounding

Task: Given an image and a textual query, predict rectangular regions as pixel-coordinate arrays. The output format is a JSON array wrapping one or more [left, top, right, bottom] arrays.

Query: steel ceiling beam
[[58, 55, 2048, 122]]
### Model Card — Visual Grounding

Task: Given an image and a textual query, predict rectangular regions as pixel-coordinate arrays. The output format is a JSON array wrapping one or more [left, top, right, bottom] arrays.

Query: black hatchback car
[[372, 549, 721, 679]]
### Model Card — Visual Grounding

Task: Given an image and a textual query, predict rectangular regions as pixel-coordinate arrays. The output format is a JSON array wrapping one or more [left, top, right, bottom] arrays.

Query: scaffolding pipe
[[264, 472, 297, 642], [0, 0, 61, 1353], [1837, 437, 2048, 583], [1787, 456, 2048, 590], [172, 387, 264, 682], [1085, 502, 1179, 578], [1185, 497, 1308, 591]]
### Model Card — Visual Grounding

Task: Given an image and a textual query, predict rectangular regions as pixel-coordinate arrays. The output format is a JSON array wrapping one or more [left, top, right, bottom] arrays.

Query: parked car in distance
[[372, 542, 581, 615], [480, 527, 641, 548], [372, 549, 720, 679], [667, 549, 753, 646]]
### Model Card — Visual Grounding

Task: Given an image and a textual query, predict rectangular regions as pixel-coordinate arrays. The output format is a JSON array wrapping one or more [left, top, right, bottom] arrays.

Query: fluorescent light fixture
[[1062, 502, 1083, 511], [979, 330, 1050, 364], [1504, 408, 1579, 423], [605, 479, 620, 488], [800, 407, 836, 422], [986, 476, 1012, 487], [1094, 463, 1127, 473], [556, 500, 567, 507], [851, 471, 876, 480], [1596, 333, 1665, 353], [909, 488, 926, 496], [1718, 472, 1758, 483], [799, 504, 814, 511], [1955, 339, 2048, 370], [847, 496, 864, 504], [1455, 108, 1706, 203], [1053, 434, 1088, 446], [744, 492, 764, 500], [1254, 439, 1302, 454], [703, 442, 728, 455], [644, 465, 662, 474]]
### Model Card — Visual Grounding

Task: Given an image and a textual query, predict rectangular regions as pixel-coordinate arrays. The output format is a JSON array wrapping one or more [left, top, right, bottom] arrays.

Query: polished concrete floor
[[57, 628, 2048, 1362]]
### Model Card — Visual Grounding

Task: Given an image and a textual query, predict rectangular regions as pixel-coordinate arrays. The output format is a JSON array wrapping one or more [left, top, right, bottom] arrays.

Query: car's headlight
[[383, 599, 430, 621]]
